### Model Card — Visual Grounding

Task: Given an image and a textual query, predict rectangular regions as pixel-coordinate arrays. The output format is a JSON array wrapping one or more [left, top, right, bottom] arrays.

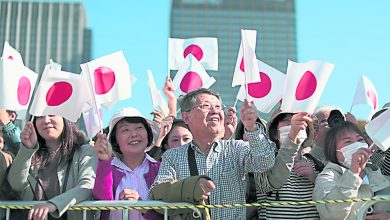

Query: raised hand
[[240, 99, 258, 132], [93, 133, 113, 161], [350, 147, 373, 174], [150, 109, 164, 125], [20, 122, 38, 149], [163, 77, 177, 117], [289, 112, 313, 144], [223, 106, 237, 139]]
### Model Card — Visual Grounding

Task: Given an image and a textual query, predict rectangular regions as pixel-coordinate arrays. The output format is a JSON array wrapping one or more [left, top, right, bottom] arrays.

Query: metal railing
[[356, 196, 390, 220], [0, 200, 202, 220]]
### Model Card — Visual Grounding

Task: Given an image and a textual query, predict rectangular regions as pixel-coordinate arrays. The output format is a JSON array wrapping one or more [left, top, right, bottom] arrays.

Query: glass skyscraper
[[170, 0, 297, 117], [0, 0, 91, 74]]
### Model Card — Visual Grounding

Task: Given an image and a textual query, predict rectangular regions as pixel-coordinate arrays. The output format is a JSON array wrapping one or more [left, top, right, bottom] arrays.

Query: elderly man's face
[[182, 93, 225, 137]]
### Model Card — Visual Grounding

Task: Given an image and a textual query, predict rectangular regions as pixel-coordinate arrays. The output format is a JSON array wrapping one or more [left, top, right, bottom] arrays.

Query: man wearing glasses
[[150, 88, 275, 219]]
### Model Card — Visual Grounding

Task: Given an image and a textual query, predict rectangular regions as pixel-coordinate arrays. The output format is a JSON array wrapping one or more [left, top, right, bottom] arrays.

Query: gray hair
[[179, 88, 222, 112], [314, 105, 339, 116]]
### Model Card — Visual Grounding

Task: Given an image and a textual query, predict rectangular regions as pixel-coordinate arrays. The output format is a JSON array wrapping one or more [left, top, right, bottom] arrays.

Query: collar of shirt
[[190, 141, 222, 154], [111, 154, 155, 172]]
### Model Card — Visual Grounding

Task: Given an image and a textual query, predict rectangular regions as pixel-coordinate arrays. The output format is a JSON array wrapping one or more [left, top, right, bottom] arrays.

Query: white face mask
[[278, 125, 307, 145], [337, 141, 368, 168]]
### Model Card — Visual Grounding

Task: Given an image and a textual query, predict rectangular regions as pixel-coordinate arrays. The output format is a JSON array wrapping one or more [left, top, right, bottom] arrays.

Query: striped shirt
[[151, 125, 276, 220], [256, 157, 320, 220]]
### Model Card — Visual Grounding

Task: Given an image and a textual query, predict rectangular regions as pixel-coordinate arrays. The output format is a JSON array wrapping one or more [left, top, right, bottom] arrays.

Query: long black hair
[[32, 117, 86, 168]]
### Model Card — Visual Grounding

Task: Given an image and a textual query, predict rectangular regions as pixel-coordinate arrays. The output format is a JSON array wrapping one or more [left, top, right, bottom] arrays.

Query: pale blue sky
[[83, 0, 390, 126]]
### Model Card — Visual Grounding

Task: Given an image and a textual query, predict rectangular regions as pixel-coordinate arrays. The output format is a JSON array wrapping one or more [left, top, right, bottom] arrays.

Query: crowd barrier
[[0, 196, 389, 220]]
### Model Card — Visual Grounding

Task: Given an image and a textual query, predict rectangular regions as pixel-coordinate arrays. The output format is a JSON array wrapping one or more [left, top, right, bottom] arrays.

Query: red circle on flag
[[247, 72, 272, 98], [46, 81, 73, 106], [94, 66, 116, 95], [180, 71, 203, 93], [17, 76, 31, 105], [7, 56, 13, 60], [295, 71, 317, 101], [240, 57, 245, 72], [366, 90, 377, 110], [183, 44, 203, 61]]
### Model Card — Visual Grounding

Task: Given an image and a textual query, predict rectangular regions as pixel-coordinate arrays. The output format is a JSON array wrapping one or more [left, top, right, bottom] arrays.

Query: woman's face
[[276, 114, 292, 140], [166, 126, 193, 149], [35, 115, 64, 144], [335, 129, 366, 162], [115, 121, 148, 155]]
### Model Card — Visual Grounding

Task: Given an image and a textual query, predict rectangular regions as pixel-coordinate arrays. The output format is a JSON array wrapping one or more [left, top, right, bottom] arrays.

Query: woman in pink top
[[92, 107, 161, 220]]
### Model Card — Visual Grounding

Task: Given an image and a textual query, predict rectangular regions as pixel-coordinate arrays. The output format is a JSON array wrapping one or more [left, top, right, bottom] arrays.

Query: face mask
[[337, 141, 368, 168], [278, 125, 308, 145]]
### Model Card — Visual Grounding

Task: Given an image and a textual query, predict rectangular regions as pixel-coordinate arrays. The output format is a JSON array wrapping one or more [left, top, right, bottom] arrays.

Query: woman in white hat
[[92, 107, 161, 220]]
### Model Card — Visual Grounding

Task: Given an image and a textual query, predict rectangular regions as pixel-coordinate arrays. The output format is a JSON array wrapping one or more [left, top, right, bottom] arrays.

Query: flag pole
[[233, 99, 238, 108]]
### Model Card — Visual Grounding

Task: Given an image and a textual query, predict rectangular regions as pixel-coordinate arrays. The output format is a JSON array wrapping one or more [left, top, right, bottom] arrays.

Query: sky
[[82, 0, 390, 127]]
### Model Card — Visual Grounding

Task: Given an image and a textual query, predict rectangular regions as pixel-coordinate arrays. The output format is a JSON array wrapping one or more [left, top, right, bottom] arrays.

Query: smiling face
[[182, 93, 225, 137], [115, 120, 149, 156], [35, 115, 64, 145]]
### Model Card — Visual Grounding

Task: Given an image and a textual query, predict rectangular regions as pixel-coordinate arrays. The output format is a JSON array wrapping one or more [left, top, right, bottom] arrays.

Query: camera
[[327, 109, 346, 127]]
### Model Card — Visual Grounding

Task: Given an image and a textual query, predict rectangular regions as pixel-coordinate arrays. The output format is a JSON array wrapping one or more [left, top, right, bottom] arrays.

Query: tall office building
[[0, 0, 92, 74], [171, 0, 296, 117]]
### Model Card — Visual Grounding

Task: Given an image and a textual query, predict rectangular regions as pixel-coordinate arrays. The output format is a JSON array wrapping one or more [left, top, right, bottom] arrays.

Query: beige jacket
[[8, 144, 98, 220], [313, 162, 390, 220]]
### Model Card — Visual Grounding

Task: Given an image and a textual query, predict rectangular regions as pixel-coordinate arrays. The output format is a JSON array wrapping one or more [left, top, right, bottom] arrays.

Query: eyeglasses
[[192, 103, 226, 111]]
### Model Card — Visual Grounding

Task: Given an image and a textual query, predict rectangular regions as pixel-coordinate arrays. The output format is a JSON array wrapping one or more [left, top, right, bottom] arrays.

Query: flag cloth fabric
[[365, 108, 390, 151], [172, 54, 216, 97], [83, 105, 102, 139], [281, 60, 335, 114], [147, 69, 169, 117], [2, 41, 24, 66], [232, 30, 259, 87], [236, 59, 286, 113], [169, 37, 218, 71], [0, 58, 38, 118], [29, 66, 88, 122], [351, 75, 378, 118], [80, 51, 132, 106]]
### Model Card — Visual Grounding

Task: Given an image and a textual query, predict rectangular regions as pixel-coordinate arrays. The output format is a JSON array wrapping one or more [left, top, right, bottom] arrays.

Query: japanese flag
[[172, 55, 216, 96], [29, 66, 88, 122], [365, 108, 390, 151], [351, 75, 378, 117], [235, 29, 261, 86], [169, 37, 218, 71], [2, 41, 24, 66], [281, 60, 335, 114], [0, 58, 38, 118], [236, 59, 286, 113], [80, 51, 132, 106], [147, 69, 169, 117]]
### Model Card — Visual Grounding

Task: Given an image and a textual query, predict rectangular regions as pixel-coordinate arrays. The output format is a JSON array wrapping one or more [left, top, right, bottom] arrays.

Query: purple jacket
[[93, 157, 161, 220]]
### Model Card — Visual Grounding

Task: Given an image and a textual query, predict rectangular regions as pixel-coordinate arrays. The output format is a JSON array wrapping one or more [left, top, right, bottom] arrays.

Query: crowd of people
[[0, 77, 389, 220]]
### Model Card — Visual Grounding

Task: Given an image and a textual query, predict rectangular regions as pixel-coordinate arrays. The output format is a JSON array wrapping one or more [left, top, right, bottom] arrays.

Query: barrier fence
[[0, 196, 389, 220]]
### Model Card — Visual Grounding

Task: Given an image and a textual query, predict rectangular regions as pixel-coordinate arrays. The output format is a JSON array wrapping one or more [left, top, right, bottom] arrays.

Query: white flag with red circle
[[281, 60, 335, 114], [169, 37, 218, 71], [0, 58, 38, 118], [80, 51, 132, 106], [351, 75, 378, 117], [236, 59, 285, 113], [365, 108, 390, 151], [2, 41, 24, 66], [29, 67, 88, 122], [172, 55, 216, 96]]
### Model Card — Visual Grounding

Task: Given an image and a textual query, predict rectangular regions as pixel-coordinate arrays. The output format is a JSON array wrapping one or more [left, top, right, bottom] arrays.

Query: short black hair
[[109, 117, 153, 154]]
